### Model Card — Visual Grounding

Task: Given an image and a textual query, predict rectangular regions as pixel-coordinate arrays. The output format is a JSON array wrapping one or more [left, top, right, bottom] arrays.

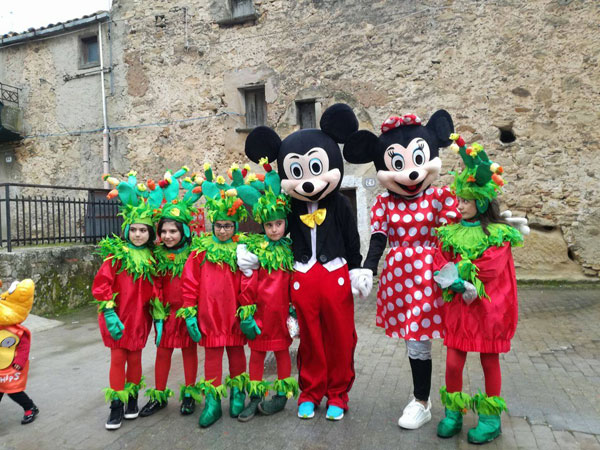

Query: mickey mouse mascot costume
[[243, 104, 372, 421]]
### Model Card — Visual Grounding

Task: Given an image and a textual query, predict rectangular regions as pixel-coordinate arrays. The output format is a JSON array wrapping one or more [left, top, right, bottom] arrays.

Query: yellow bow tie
[[300, 208, 327, 228]]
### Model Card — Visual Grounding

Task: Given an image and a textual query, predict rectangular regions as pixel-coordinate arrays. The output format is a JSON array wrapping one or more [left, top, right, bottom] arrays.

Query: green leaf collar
[[245, 234, 294, 273], [190, 233, 245, 272], [154, 243, 191, 277], [98, 236, 156, 282]]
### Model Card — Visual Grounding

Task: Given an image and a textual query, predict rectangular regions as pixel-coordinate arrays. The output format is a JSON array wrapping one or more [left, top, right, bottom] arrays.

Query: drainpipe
[[98, 21, 110, 188]]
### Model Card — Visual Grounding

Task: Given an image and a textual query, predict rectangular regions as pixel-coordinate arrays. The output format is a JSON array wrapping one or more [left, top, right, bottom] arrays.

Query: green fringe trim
[[225, 372, 250, 391], [102, 387, 129, 404], [190, 233, 245, 272], [154, 243, 191, 278], [273, 377, 299, 399], [236, 304, 257, 321], [245, 234, 294, 273], [96, 292, 119, 313], [145, 388, 174, 405], [196, 378, 228, 399], [247, 380, 270, 398], [440, 386, 472, 414], [472, 391, 507, 416], [149, 297, 170, 320], [457, 258, 489, 300], [180, 384, 201, 402], [176, 306, 197, 319], [97, 236, 156, 282], [436, 222, 523, 261], [125, 376, 146, 397]]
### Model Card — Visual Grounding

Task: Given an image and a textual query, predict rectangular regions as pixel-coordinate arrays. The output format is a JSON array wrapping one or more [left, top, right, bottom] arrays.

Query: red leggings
[[154, 345, 198, 390], [204, 346, 246, 387], [248, 350, 292, 382], [109, 348, 142, 391], [445, 348, 502, 397]]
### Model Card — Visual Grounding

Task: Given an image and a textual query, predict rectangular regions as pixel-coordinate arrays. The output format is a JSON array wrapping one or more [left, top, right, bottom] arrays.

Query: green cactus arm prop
[[145, 387, 174, 405], [273, 377, 300, 399], [472, 391, 508, 416], [440, 386, 472, 414], [103, 387, 130, 404], [149, 297, 170, 320], [247, 380, 271, 398], [236, 305, 257, 321], [95, 292, 119, 313], [176, 306, 198, 319], [225, 372, 250, 391]]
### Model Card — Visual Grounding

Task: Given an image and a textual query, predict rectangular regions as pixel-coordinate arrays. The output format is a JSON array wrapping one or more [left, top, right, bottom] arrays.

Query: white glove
[[500, 210, 530, 236], [462, 281, 478, 305], [236, 244, 259, 277], [349, 268, 373, 299]]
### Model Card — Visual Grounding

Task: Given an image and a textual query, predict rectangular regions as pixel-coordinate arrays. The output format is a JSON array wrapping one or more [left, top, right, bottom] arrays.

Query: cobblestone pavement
[[1, 286, 599, 449]]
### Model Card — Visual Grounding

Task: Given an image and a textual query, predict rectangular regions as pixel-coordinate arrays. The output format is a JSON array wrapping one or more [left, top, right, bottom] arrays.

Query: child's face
[[264, 219, 286, 241], [457, 197, 477, 220], [129, 224, 150, 246], [160, 221, 182, 248], [214, 221, 235, 242]]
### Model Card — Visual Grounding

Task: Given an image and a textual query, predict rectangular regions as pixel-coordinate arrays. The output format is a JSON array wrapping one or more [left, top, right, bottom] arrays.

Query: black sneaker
[[180, 396, 195, 416], [105, 400, 124, 430], [21, 405, 39, 425], [124, 395, 139, 419], [139, 399, 167, 417]]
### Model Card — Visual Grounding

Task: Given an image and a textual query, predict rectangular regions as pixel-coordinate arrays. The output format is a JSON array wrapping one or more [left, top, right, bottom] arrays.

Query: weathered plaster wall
[[0, 245, 101, 315], [1, 0, 598, 281]]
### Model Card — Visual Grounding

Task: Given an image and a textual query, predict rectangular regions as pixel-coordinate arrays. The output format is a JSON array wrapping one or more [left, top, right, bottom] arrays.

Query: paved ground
[[1, 285, 599, 449]]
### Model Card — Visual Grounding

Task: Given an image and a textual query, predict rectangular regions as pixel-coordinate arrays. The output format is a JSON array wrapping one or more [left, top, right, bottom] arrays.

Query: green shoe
[[229, 386, 246, 418], [468, 414, 502, 444], [437, 408, 463, 438], [258, 394, 287, 415], [238, 395, 261, 422], [199, 393, 222, 428]]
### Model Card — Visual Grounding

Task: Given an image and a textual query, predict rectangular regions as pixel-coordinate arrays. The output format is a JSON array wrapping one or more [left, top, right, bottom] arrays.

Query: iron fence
[[0, 82, 20, 106], [0, 183, 122, 252]]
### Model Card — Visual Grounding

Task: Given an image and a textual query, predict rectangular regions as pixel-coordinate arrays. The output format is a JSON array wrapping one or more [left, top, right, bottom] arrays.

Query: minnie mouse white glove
[[236, 244, 259, 277], [500, 210, 530, 236], [349, 268, 373, 298]]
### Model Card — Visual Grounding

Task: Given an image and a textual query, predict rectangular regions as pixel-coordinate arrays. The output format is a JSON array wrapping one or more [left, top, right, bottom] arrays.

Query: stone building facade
[[1, 0, 598, 281]]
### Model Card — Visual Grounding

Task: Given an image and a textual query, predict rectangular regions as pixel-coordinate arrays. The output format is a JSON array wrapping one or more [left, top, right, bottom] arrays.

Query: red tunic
[[92, 260, 154, 351], [181, 251, 246, 348], [240, 268, 293, 352], [434, 242, 518, 353], [154, 274, 194, 349], [0, 325, 30, 394], [370, 187, 458, 341]]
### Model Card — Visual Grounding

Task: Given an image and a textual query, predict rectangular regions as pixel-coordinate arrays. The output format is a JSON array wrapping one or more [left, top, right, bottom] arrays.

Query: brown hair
[[479, 199, 511, 236]]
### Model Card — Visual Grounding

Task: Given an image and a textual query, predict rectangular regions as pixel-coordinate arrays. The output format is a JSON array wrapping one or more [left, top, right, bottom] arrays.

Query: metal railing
[[0, 82, 20, 106], [0, 183, 122, 252]]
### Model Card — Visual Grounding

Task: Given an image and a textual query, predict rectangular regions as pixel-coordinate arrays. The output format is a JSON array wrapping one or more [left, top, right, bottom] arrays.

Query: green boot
[[197, 380, 226, 428], [258, 394, 287, 415], [468, 392, 506, 444], [437, 387, 472, 439], [199, 393, 222, 428], [238, 395, 261, 422], [226, 373, 249, 418]]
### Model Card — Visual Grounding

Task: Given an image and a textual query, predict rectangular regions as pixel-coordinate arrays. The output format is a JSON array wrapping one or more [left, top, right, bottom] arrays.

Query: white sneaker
[[397, 398, 432, 429]]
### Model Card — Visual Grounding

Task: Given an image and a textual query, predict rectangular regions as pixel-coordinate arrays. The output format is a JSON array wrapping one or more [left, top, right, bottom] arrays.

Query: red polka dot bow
[[381, 114, 422, 134]]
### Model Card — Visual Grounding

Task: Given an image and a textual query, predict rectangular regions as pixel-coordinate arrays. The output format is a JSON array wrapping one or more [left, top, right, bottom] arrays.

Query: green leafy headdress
[[201, 163, 248, 224], [103, 170, 161, 234], [448, 133, 506, 214], [236, 157, 291, 224], [154, 166, 203, 239]]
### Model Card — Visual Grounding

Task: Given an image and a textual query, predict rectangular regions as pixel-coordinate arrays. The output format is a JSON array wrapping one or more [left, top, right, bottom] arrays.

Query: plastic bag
[[287, 316, 299, 339]]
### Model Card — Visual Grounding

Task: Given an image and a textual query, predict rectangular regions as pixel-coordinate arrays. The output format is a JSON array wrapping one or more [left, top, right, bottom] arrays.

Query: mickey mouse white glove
[[500, 210, 530, 236], [236, 244, 259, 277], [349, 268, 373, 299]]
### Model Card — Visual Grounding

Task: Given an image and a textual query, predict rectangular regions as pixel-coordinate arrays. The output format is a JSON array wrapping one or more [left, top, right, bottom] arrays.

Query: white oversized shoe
[[397, 398, 432, 429]]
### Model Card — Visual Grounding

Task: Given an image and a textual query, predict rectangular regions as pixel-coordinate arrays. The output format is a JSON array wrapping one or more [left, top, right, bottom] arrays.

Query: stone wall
[[1, 0, 598, 280], [0, 245, 101, 315]]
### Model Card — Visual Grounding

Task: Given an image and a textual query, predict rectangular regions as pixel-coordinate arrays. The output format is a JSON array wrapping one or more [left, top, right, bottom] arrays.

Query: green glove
[[450, 279, 466, 293], [185, 316, 202, 342], [154, 320, 163, 346], [289, 305, 297, 319], [240, 316, 262, 340], [103, 308, 124, 340]]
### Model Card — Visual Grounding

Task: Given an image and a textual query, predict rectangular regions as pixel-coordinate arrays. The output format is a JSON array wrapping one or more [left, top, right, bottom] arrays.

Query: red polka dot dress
[[370, 186, 458, 341]]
